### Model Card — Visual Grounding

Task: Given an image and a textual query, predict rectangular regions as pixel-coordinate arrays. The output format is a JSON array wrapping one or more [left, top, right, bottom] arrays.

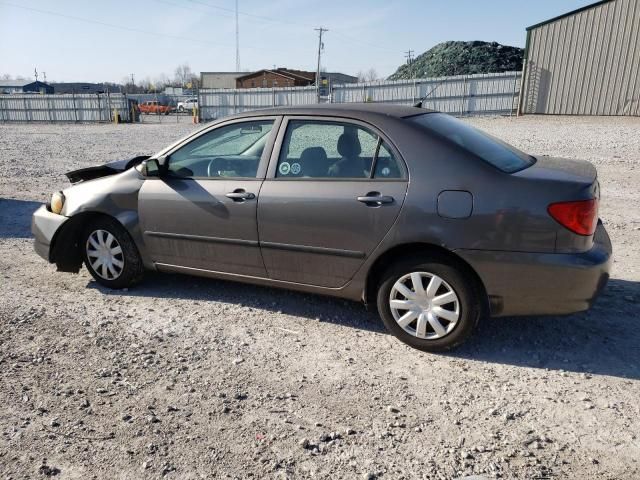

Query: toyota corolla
[[32, 104, 612, 351]]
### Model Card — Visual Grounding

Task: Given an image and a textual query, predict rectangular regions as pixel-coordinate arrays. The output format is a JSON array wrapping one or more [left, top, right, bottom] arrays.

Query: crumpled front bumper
[[31, 205, 69, 262]]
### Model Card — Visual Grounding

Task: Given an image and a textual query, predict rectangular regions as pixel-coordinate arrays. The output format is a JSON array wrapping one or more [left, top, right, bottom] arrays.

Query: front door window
[[167, 120, 275, 178]]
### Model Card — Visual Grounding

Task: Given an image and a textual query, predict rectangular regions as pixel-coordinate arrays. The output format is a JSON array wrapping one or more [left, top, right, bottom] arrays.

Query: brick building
[[236, 68, 316, 89]]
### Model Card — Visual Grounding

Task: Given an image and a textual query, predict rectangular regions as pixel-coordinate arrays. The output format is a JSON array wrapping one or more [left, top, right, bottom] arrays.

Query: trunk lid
[[513, 156, 597, 187]]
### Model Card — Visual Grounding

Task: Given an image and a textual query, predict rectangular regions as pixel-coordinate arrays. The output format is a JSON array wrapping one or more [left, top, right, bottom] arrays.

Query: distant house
[[0, 80, 53, 94], [236, 68, 316, 89], [200, 72, 245, 89], [200, 69, 359, 90], [235, 69, 359, 89], [50, 83, 108, 94]]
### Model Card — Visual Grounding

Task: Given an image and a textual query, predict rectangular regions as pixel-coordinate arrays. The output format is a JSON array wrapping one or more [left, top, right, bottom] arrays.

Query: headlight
[[50, 191, 65, 215]]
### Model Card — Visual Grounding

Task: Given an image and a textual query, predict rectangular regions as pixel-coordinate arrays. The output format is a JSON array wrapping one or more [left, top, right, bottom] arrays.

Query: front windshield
[[408, 113, 535, 173]]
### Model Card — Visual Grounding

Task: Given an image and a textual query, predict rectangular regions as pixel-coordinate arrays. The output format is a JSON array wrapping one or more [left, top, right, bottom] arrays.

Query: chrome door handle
[[357, 194, 394, 205], [226, 191, 255, 200]]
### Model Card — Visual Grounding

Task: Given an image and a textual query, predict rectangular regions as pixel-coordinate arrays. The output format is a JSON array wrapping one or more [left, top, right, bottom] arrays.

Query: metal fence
[[333, 72, 522, 115], [0, 93, 132, 123], [198, 72, 521, 120], [0, 73, 522, 123], [198, 86, 317, 121]]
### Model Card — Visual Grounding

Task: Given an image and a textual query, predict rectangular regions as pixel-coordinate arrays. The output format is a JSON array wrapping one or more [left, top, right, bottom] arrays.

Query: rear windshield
[[408, 113, 535, 173]]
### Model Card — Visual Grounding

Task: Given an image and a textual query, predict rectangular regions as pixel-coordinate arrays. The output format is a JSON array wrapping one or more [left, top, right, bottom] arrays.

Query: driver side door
[[138, 117, 280, 277]]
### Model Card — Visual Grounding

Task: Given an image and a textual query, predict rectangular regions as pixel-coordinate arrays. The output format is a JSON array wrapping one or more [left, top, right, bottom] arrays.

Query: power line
[[405, 49, 417, 104], [235, 0, 240, 71], [0, 1, 303, 54], [404, 50, 415, 67], [315, 27, 328, 102], [188, 0, 314, 28], [186, 0, 401, 54]]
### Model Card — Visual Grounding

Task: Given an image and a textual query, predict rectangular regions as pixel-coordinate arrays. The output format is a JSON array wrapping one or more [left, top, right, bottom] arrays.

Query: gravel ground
[[1, 116, 639, 479]]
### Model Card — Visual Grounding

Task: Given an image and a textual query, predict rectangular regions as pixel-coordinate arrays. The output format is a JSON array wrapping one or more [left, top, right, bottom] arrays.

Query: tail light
[[548, 199, 598, 236]]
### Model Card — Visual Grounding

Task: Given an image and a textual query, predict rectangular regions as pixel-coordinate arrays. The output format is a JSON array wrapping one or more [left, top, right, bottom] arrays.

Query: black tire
[[81, 217, 145, 289], [376, 256, 482, 352], [178, 106, 184, 113]]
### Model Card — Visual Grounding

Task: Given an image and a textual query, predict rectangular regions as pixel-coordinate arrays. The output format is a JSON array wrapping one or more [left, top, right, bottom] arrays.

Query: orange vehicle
[[138, 100, 172, 115]]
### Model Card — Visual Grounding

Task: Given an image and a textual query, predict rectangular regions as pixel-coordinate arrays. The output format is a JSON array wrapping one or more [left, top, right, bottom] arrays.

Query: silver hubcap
[[86, 229, 124, 280], [389, 272, 460, 340]]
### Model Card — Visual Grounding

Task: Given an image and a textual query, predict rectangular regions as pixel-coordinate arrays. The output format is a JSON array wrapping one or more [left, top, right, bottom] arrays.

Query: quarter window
[[167, 120, 274, 178], [276, 120, 403, 179], [374, 142, 402, 179]]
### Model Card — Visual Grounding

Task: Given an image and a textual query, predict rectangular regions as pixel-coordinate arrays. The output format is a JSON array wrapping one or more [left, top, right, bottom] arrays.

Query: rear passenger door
[[257, 117, 408, 288]]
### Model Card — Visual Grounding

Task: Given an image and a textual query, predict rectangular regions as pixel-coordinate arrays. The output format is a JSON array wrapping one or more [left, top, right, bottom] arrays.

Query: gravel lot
[[1, 116, 639, 479]]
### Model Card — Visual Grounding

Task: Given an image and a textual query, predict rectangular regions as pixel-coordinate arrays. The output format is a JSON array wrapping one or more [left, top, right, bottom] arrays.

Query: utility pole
[[34, 67, 38, 81], [235, 0, 240, 71], [130, 73, 135, 85], [315, 27, 328, 103], [405, 49, 416, 104], [43, 72, 47, 83]]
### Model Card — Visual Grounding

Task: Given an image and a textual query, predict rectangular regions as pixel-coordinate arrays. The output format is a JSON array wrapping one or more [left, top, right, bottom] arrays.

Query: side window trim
[[265, 115, 407, 181], [369, 137, 383, 180], [163, 115, 282, 180]]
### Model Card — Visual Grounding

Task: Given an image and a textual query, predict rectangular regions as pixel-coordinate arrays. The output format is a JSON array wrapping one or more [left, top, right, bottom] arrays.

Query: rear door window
[[276, 120, 404, 179]]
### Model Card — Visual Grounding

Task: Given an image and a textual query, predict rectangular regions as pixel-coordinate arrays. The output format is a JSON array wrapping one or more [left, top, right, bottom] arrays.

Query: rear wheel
[[376, 258, 481, 351], [82, 217, 144, 289]]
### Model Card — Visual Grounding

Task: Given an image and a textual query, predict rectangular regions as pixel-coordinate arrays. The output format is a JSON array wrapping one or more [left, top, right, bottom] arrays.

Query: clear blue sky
[[0, 0, 596, 83]]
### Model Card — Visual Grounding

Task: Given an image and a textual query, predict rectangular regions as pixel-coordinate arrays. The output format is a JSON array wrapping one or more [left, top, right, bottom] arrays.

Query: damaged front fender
[[48, 167, 153, 271], [65, 155, 150, 184]]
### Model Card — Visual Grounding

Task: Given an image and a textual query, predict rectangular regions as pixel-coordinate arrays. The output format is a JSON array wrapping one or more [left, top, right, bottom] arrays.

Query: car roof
[[225, 103, 435, 121]]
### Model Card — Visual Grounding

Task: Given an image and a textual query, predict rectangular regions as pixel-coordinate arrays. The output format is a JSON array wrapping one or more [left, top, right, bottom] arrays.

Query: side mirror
[[139, 158, 160, 177], [157, 155, 169, 168]]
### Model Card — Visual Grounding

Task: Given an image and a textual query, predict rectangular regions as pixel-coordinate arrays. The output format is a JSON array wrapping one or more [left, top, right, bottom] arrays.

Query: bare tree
[[174, 63, 193, 87], [138, 77, 152, 92], [356, 68, 380, 83], [152, 73, 171, 92], [364, 68, 379, 82]]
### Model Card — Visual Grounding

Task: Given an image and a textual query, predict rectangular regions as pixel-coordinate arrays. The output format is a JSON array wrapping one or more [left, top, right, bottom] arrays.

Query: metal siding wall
[[0, 94, 130, 122], [522, 0, 640, 115], [626, 0, 640, 114]]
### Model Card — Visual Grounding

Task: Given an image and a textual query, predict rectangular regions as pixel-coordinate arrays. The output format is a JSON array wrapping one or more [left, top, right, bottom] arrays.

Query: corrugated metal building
[[200, 72, 244, 89], [518, 0, 640, 116]]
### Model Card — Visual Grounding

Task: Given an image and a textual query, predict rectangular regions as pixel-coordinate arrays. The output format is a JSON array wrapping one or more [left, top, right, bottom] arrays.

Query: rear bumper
[[31, 205, 69, 262], [457, 222, 612, 317]]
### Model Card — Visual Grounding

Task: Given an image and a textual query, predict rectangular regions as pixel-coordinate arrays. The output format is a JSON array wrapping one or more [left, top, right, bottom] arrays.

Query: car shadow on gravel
[[450, 278, 640, 380], [88, 272, 639, 379], [88, 271, 387, 334], [0, 198, 41, 238]]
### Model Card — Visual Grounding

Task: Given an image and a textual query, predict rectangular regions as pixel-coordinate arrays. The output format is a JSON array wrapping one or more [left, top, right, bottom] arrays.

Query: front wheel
[[376, 258, 481, 352], [82, 217, 144, 289]]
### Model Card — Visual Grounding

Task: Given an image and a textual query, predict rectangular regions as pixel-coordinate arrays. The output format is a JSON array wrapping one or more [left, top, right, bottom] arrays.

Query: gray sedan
[[32, 104, 612, 351]]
